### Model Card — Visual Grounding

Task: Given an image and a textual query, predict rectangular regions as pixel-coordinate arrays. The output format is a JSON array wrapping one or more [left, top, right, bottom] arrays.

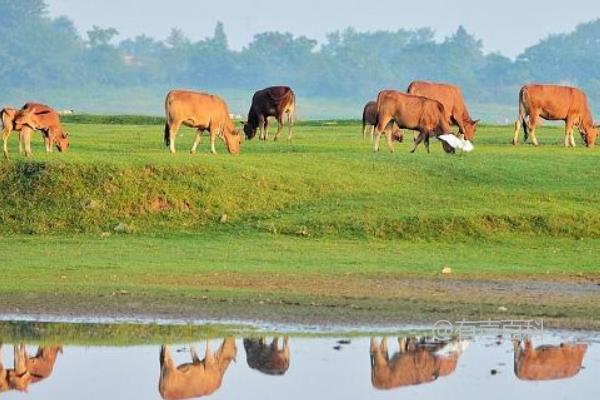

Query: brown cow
[[11, 103, 70, 158], [244, 337, 290, 376], [513, 84, 597, 148], [407, 80, 479, 141], [374, 90, 454, 153], [514, 339, 587, 381], [0, 344, 62, 393], [159, 338, 237, 400], [362, 100, 404, 142], [164, 90, 242, 155], [370, 337, 466, 390], [243, 86, 295, 141]]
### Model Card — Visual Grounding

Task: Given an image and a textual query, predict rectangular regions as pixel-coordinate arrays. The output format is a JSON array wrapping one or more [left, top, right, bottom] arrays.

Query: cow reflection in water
[[244, 337, 290, 375], [159, 338, 237, 400], [370, 337, 467, 389], [514, 338, 587, 381], [0, 343, 62, 393]]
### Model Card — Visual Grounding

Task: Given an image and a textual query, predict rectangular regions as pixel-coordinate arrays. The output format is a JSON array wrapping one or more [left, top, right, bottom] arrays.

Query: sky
[[46, 0, 600, 59]]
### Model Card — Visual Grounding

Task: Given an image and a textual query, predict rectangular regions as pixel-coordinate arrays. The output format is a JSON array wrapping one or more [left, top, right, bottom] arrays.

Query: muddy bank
[[1, 277, 598, 330]]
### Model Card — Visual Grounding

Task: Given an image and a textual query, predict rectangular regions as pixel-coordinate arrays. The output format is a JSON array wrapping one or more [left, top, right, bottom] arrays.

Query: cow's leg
[[373, 116, 392, 153], [264, 119, 270, 141], [513, 117, 523, 145], [44, 133, 51, 153], [385, 130, 395, 153], [190, 345, 200, 363], [274, 116, 283, 141], [411, 132, 426, 153], [528, 114, 540, 146], [564, 119, 575, 148], [168, 120, 182, 154], [258, 116, 265, 141], [209, 129, 218, 154], [21, 129, 33, 157], [2, 127, 11, 159], [424, 134, 431, 153], [566, 120, 577, 147], [190, 129, 203, 154], [287, 111, 293, 141], [398, 337, 407, 353]]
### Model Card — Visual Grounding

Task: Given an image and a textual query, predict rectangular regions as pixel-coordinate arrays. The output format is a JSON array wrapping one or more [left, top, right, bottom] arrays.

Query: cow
[[244, 337, 290, 376], [513, 339, 587, 381], [513, 84, 597, 148], [164, 90, 242, 155], [374, 90, 455, 154], [362, 100, 404, 142], [9, 103, 70, 158], [407, 80, 479, 141], [370, 337, 466, 390], [159, 338, 237, 400], [243, 86, 295, 141]]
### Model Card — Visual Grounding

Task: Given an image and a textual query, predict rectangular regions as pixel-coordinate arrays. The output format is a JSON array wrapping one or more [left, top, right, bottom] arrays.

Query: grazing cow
[[514, 84, 597, 148], [243, 86, 295, 141], [159, 338, 237, 400], [514, 339, 587, 381], [362, 100, 404, 142], [370, 337, 466, 390], [407, 81, 479, 141], [10, 103, 70, 158], [244, 337, 290, 376], [0, 344, 62, 393], [164, 90, 241, 155], [374, 90, 454, 153]]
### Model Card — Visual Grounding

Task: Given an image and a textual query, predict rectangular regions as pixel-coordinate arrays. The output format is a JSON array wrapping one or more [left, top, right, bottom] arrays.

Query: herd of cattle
[[0, 338, 587, 397], [1, 82, 598, 159]]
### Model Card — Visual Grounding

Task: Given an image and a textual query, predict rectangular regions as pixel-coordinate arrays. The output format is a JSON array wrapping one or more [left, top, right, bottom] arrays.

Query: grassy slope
[[1, 121, 599, 328]]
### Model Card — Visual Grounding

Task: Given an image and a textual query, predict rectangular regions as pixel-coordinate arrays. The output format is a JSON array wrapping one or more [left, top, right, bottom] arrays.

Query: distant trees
[[2, 0, 600, 108]]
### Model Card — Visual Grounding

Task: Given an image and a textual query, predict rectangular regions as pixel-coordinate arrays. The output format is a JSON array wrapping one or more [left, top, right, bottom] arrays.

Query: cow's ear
[[473, 119, 480, 125], [239, 120, 246, 125]]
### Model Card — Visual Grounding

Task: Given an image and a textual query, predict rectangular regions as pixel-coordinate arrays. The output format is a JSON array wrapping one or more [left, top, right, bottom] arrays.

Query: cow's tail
[[164, 122, 170, 147], [519, 87, 530, 140], [289, 90, 296, 126]]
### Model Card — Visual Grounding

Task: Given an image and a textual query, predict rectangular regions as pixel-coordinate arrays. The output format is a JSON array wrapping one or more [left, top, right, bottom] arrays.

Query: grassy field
[[1, 120, 599, 329]]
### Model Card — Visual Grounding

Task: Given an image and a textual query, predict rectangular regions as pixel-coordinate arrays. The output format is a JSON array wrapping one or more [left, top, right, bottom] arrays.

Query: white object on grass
[[438, 134, 474, 152]]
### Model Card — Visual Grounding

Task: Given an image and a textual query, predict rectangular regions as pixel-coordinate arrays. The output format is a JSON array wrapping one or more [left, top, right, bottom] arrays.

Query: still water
[[0, 331, 597, 399]]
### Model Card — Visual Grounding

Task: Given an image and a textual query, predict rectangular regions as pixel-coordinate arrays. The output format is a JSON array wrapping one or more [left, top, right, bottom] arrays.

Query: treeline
[[2, 0, 600, 113]]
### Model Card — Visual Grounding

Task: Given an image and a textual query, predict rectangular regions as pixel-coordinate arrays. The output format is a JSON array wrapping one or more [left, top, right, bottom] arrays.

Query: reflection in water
[[370, 337, 467, 390], [0, 344, 62, 393], [514, 338, 587, 381], [244, 337, 290, 376], [159, 338, 237, 400]]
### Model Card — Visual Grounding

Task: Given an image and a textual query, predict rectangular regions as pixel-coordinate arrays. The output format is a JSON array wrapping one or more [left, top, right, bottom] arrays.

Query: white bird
[[438, 134, 474, 152]]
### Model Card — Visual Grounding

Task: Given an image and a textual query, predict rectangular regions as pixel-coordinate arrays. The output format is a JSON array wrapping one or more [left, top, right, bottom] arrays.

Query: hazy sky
[[46, 0, 600, 58]]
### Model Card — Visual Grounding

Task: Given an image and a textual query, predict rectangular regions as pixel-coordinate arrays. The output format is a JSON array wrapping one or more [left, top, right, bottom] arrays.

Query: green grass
[[1, 120, 599, 328]]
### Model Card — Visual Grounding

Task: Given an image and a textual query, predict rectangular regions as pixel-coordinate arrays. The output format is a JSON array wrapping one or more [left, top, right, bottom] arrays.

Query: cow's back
[[166, 90, 230, 127], [521, 84, 587, 118], [408, 81, 465, 120]]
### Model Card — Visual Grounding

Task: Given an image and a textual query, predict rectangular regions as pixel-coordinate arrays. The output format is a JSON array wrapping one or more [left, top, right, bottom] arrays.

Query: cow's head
[[224, 129, 242, 155], [463, 119, 480, 141], [241, 121, 257, 140], [55, 131, 70, 152], [583, 124, 598, 148]]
